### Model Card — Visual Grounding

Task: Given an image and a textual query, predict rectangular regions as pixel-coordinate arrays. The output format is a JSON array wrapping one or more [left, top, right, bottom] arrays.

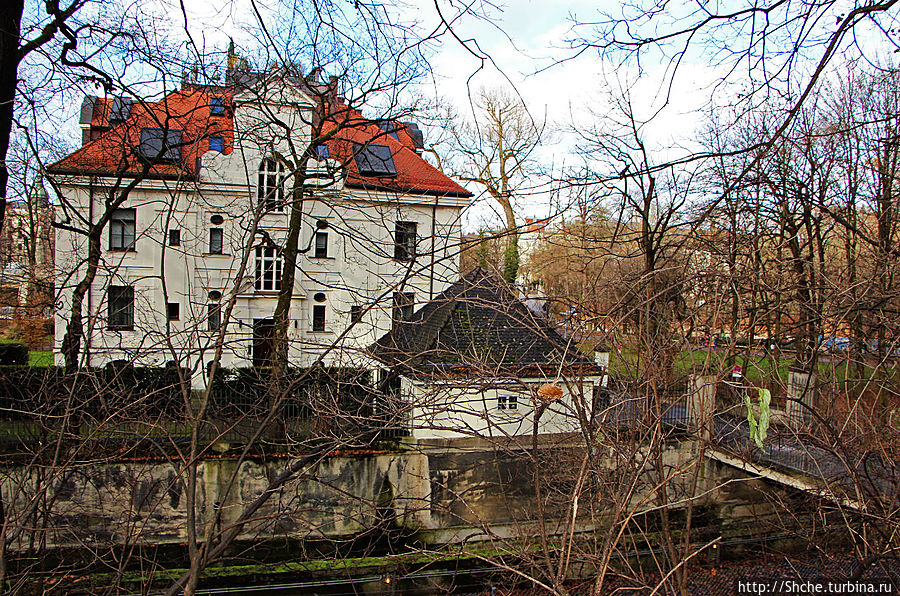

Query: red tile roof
[[49, 87, 472, 198], [49, 89, 234, 180], [323, 108, 470, 197]]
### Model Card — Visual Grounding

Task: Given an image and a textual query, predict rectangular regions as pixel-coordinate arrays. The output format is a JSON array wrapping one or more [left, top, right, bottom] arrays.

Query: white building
[[371, 268, 606, 440], [48, 74, 471, 384]]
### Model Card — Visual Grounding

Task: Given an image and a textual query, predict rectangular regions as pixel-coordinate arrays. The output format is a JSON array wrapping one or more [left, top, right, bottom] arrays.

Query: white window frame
[[257, 159, 286, 212], [254, 246, 282, 291]]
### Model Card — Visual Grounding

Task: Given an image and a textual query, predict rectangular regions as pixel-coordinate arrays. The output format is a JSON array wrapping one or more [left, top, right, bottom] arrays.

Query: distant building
[[0, 178, 55, 318]]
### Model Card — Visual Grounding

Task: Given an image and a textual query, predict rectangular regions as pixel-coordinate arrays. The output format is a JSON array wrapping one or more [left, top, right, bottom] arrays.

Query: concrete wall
[[407, 379, 599, 440], [0, 436, 806, 554]]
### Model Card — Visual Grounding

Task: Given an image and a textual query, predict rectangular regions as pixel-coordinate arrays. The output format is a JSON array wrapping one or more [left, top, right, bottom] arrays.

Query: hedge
[[0, 365, 187, 421]]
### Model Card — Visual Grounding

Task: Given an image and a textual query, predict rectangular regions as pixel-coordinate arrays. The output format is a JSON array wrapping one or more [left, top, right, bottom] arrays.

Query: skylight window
[[140, 128, 183, 161], [353, 143, 396, 176]]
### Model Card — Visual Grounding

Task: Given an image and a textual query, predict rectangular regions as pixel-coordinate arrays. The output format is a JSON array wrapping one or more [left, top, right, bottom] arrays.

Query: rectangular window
[[109, 97, 132, 123], [209, 228, 223, 254], [167, 302, 180, 321], [392, 292, 414, 326], [314, 231, 328, 258], [210, 96, 226, 116], [254, 246, 282, 291], [312, 305, 326, 332], [207, 304, 221, 331], [168, 229, 181, 246], [108, 285, 134, 330], [209, 135, 225, 153], [139, 127, 183, 161], [257, 160, 284, 212], [350, 305, 363, 323], [394, 221, 417, 261], [110, 208, 136, 251], [497, 393, 518, 410], [314, 144, 329, 160]]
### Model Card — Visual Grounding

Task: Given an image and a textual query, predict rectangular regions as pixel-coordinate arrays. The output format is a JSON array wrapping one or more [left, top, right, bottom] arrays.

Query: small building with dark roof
[[370, 269, 606, 440]]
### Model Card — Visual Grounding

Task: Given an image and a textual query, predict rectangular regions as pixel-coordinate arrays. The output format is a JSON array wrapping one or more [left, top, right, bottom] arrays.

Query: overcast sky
[[44, 0, 887, 229], [170, 0, 722, 227]]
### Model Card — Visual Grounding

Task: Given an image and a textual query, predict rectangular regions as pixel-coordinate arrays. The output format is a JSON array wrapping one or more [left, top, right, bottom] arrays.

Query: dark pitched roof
[[370, 269, 604, 378]]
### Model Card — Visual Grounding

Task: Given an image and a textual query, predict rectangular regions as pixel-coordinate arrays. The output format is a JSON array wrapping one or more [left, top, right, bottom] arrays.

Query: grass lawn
[[28, 351, 53, 366], [609, 346, 897, 387]]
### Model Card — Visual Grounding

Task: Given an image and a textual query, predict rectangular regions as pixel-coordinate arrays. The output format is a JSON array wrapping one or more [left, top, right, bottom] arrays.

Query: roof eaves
[[344, 180, 472, 198]]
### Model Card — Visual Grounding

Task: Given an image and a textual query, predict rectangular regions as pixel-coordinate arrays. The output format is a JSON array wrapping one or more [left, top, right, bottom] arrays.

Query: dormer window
[[210, 96, 226, 116], [353, 143, 396, 176], [109, 97, 132, 123], [139, 128, 183, 161], [377, 120, 400, 140], [209, 135, 225, 153], [257, 159, 285, 212]]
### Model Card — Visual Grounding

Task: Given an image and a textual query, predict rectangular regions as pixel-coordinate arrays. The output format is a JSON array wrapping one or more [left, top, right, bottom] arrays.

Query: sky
[[30, 0, 893, 228], [167, 0, 720, 228]]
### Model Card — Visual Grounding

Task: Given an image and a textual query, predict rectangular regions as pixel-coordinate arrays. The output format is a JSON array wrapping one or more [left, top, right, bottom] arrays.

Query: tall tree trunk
[[0, 0, 25, 235], [272, 160, 309, 377]]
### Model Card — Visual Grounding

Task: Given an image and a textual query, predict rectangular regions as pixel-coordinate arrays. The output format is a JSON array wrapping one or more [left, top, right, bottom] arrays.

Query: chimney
[[403, 122, 425, 154]]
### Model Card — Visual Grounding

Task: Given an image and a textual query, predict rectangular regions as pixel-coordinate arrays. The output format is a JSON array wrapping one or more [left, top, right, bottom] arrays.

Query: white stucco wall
[[404, 377, 601, 440], [53, 85, 467, 384]]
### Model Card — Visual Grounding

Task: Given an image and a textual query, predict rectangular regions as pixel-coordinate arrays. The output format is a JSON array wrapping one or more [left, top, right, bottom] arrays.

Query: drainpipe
[[429, 197, 437, 300], [85, 177, 95, 366]]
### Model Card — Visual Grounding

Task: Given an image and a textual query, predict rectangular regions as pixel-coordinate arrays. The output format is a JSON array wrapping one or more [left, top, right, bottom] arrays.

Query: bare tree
[[448, 86, 543, 282]]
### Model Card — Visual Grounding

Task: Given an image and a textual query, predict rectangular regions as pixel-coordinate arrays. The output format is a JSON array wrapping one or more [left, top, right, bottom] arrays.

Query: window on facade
[[257, 159, 285, 212], [350, 305, 363, 323], [139, 127, 183, 161], [392, 292, 414, 326], [207, 304, 221, 331], [209, 135, 225, 153], [497, 393, 518, 410], [394, 221, 416, 261], [209, 228, 224, 254], [168, 229, 181, 247], [254, 246, 282, 291], [110, 208, 136, 251], [210, 96, 226, 116], [314, 231, 328, 258], [167, 302, 180, 321], [353, 143, 396, 176], [108, 285, 134, 330], [314, 144, 330, 160], [312, 305, 326, 332]]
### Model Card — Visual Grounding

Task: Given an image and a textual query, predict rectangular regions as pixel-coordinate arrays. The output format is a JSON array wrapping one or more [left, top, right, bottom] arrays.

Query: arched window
[[257, 159, 285, 212]]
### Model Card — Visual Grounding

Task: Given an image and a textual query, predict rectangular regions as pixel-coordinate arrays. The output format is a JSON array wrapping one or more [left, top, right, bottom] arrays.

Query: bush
[[209, 366, 373, 421], [0, 365, 187, 420], [0, 343, 28, 366]]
